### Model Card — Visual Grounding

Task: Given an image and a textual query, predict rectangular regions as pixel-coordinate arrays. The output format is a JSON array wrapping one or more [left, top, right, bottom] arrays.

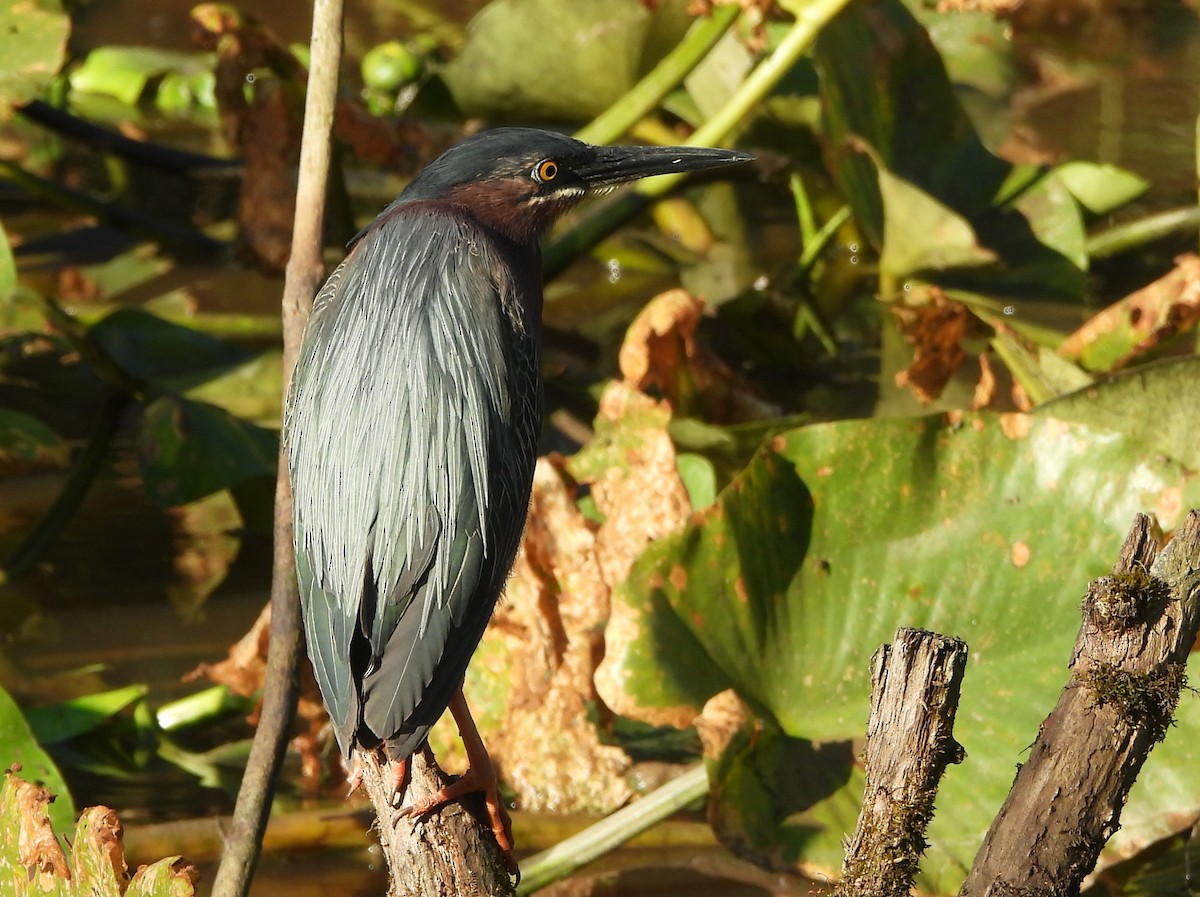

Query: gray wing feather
[[285, 205, 516, 754]]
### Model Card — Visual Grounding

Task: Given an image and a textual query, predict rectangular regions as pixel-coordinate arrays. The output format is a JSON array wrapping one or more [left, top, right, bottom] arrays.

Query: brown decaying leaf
[[1060, 253, 1200, 369], [892, 291, 972, 404], [619, 288, 778, 423], [235, 80, 302, 272], [590, 383, 695, 588], [483, 458, 633, 812], [74, 806, 128, 887], [9, 769, 71, 885], [190, 2, 417, 272], [695, 690, 753, 760], [477, 382, 695, 810]]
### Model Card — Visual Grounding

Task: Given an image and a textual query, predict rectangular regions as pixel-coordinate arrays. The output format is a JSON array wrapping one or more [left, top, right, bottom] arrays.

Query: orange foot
[[396, 690, 518, 877]]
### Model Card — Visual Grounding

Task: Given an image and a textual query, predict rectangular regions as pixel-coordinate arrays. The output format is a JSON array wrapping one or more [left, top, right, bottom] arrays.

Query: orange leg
[[397, 689, 517, 875], [346, 748, 410, 804]]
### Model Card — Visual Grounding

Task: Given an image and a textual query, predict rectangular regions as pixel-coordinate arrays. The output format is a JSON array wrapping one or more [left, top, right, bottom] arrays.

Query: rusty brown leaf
[[9, 770, 71, 886], [476, 458, 632, 812], [619, 288, 777, 425], [1060, 254, 1200, 371], [892, 291, 972, 404]]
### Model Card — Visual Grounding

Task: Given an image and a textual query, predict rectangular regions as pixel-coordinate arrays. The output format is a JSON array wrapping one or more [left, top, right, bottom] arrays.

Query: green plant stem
[[797, 202, 851, 280], [1085, 206, 1200, 259], [545, 0, 852, 278], [574, 4, 741, 146], [516, 763, 710, 895], [2, 390, 129, 580], [790, 172, 818, 246]]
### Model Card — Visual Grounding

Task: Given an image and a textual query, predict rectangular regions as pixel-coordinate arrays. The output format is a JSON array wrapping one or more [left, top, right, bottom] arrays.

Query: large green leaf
[[1041, 357, 1200, 472], [0, 0, 68, 117], [441, 0, 651, 120], [605, 408, 1200, 890], [137, 396, 277, 506], [0, 684, 74, 834]]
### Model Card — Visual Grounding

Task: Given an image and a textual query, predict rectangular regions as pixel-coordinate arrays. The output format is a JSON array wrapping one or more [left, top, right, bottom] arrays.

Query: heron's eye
[[534, 159, 558, 183]]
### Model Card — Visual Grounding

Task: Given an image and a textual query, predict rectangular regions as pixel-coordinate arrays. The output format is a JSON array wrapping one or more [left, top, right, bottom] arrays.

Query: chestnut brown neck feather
[[447, 179, 580, 245]]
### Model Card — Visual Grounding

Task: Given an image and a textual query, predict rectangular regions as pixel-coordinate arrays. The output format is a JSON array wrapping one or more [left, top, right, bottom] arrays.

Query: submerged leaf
[[90, 309, 255, 391], [137, 396, 277, 506]]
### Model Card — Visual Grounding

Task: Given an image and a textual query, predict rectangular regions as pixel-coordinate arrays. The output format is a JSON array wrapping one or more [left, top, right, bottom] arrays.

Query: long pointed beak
[[574, 144, 753, 189]]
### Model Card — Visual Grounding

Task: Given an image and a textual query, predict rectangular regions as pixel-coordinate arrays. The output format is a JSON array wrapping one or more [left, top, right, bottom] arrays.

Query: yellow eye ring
[[535, 159, 558, 182]]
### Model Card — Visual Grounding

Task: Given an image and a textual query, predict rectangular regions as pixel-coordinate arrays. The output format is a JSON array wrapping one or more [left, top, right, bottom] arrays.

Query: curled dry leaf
[[695, 690, 753, 760], [973, 351, 997, 410], [1060, 253, 1200, 372], [618, 288, 778, 423], [73, 806, 127, 891], [7, 770, 71, 886], [446, 382, 697, 810], [892, 290, 972, 404], [481, 457, 632, 812]]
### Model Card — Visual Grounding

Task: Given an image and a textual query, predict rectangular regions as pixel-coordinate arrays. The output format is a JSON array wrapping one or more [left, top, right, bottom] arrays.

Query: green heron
[[283, 127, 751, 865]]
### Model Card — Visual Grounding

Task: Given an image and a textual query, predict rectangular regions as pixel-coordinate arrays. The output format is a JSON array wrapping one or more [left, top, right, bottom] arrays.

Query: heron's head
[[397, 127, 753, 244]]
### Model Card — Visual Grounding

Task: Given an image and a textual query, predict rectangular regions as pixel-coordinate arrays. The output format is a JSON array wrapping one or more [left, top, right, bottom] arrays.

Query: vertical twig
[[208, 1, 343, 895], [836, 629, 968, 897]]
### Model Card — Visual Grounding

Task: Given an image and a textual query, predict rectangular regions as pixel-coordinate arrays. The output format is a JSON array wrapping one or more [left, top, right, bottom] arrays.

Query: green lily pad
[[604, 407, 1200, 891], [441, 0, 651, 120], [0, 0, 68, 117], [0, 684, 74, 834], [137, 396, 277, 506], [1040, 356, 1200, 472]]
